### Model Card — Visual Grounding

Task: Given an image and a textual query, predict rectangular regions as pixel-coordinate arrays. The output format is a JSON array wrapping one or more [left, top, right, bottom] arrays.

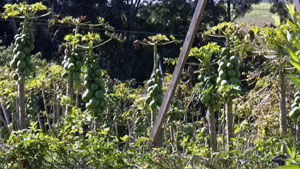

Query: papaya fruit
[[89, 97, 100, 108], [91, 83, 99, 91], [95, 90, 105, 99], [82, 89, 94, 103], [228, 70, 236, 77], [221, 80, 229, 86], [227, 62, 234, 69], [17, 60, 26, 70], [201, 93, 211, 104], [289, 107, 300, 119], [230, 77, 239, 85], [219, 70, 227, 80]]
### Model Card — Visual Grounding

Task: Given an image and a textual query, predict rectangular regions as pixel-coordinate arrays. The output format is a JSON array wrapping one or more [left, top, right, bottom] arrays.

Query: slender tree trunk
[[66, 73, 74, 116], [0, 97, 10, 128], [207, 106, 217, 151], [18, 82, 26, 130], [52, 93, 56, 125], [279, 71, 287, 135], [94, 118, 99, 131], [37, 111, 43, 131], [227, 0, 231, 21], [42, 90, 52, 131], [226, 98, 233, 149]]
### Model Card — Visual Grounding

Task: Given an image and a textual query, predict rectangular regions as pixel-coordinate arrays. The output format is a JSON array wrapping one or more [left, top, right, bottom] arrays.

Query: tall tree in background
[[225, 0, 260, 21]]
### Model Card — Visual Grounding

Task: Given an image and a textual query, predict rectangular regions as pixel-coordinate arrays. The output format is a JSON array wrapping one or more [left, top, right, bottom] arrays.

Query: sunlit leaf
[[290, 60, 300, 72], [273, 15, 281, 27], [278, 165, 300, 169], [288, 74, 300, 89], [287, 48, 300, 63]]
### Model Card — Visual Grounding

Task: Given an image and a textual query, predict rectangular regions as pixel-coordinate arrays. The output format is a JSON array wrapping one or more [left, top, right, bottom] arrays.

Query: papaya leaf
[[290, 60, 300, 73], [287, 48, 300, 63], [287, 74, 300, 90], [278, 165, 300, 169]]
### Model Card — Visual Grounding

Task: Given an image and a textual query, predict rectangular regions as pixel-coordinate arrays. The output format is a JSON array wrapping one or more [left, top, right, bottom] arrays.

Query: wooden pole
[[148, 0, 208, 148]]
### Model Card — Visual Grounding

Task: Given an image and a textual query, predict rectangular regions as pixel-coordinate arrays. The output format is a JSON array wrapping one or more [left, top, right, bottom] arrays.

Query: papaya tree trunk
[[226, 98, 233, 149], [42, 89, 52, 131], [94, 118, 99, 131], [66, 73, 74, 116], [279, 70, 287, 135], [18, 82, 26, 130], [207, 106, 217, 151]]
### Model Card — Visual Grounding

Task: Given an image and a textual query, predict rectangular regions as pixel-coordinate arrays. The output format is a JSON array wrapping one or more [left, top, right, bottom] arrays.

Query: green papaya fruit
[[150, 100, 157, 110], [219, 70, 227, 80], [67, 63, 75, 71], [198, 74, 204, 81], [289, 107, 300, 119], [17, 60, 26, 70], [230, 77, 239, 85], [227, 62, 234, 69], [75, 60, 82, 68], [23, 67, 31, 76], [228, 69, 236, 77], [145, 96, 152, 105], [95, 69, 102, 76], [89, 97, 100, 108], [219, 62, 226, 70], [95, 90, 105, 99], [91, 83, 99, 91], [295, 96, 300, 104], [221, 80, 229, 86], [82, 89, 94, 103]]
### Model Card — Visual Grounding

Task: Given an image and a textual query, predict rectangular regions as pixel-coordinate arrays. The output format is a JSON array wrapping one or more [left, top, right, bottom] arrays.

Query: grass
[[236, 3, 274, 27]]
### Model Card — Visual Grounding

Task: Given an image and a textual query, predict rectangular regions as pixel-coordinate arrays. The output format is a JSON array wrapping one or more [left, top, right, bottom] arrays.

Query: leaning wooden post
[[148, 0, 208, 148]]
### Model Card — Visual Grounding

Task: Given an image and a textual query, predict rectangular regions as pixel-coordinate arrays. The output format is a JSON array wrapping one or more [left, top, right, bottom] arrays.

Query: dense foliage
[[2, 1, 300, 169]]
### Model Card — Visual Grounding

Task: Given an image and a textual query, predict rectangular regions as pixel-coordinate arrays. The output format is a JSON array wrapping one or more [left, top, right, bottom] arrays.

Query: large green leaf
[[290, 60, 300, 73], [288, 74, 300, 89], [278, 165, 300, 169], [287, 48, 300, 63]]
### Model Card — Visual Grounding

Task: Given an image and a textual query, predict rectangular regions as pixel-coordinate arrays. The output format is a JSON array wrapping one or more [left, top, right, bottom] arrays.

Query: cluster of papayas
[[198, 71, 219, 108], [198, 69, 217, 89], [82, 57, 106, 116], [289, 92, 300, 119], [62, 47, 85, 91], [145, 69, 163, 112], [216, 50, 240, 87], [10, 22, 35, 84]]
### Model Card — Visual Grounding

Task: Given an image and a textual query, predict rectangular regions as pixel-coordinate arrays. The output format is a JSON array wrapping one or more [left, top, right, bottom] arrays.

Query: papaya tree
[[2, 2, 48, 129], [204, 22, 252, 149], [56, 17, 86, 115], [55, 17, 117, 116], [278, 4, 300, 141], [135, 34, 180, 128], [256, 17, 290, 136], [81, 32, 114, 130], [189, 43, 221, 151]]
